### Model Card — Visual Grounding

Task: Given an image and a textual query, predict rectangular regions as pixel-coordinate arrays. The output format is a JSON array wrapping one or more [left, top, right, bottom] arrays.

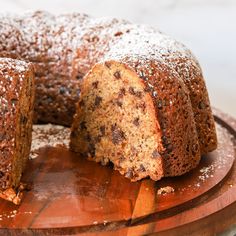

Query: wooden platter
[[0, 108, 235, 235]]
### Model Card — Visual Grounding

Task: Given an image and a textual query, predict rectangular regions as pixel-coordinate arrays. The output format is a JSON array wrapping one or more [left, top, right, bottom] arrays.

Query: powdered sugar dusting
[[104, 23, 201, 80], [199, 124, 233, 181], [0, 10, 201, 81], [30, 124, 70, 159], [0, 210, 32, 221], [183, 123, 235, 191]]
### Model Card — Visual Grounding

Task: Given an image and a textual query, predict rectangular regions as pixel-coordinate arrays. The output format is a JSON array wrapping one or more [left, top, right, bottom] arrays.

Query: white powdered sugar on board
[[193, 123, 234, 189], [30, 124, 70, 159], [0, 210, 32, 221]]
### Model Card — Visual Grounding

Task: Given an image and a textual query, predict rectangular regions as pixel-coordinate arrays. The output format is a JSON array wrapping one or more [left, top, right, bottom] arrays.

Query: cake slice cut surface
[[70, 60, 201, 181], [0, 58, 35, 204]]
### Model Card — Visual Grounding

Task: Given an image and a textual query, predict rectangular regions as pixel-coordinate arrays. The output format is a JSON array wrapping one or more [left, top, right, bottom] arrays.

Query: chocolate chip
[[162, 136, 169, 146], [80, 121, 87, 130], [86, 134, 91, 142], [129, 87, 135, 95], [87, 35, 99, 43], [111, 124, 125, 145], [157, 100, 163, 109], [79, 100, 85, 107], [152, 149, 160, 158], [0, 133, 6, 141], [0, 171, 4, 178], [116, 100, 123, 107], [160, 118, 167, 130], [136, 92, 142, 98], [139, 164, 146, 172], [11, 98, 18, 105], [94, 96, 102, 107], [59, 86, 67, 95], [125, 169, 133, 178], [166, 144, 173, 153], [92, 36, 99, 42], [100, 126, 105, 135], [114, 31, 123, 37], [186, 144, 190, 152], [198, 101, 205, 109], [133, 118, 140, 126], [136, 102, 146, 112], [119, 155, 125, 162], [114, 71, 121, 79], [105, 62, 111, 68], [92, 81, 99, 89], [140, 70, 146, 80], [88, 143, 95, 156], [45, 96, 53, 104], [128, 87, 142, 98], [76, 73, 83, 80], [2, 68, 7, 73], [118, 88, 126, 97], [20, 115, 27, 124]]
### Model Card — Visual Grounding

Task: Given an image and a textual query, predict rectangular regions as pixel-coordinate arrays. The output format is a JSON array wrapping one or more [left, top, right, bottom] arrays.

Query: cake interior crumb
[[157, 186, 175, 195]]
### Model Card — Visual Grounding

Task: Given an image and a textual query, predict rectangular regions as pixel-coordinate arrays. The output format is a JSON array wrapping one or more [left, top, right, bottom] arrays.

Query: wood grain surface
[[0, 109, 235, 235]]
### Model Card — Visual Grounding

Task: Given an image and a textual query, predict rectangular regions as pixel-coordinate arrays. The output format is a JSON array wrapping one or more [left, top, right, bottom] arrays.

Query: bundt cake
[[0, 11, 217, 183], [0, 58, 35, 204]]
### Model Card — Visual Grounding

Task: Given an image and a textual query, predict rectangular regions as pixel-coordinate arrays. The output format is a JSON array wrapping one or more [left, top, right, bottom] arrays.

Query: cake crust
[[0, 58, 35, 204]]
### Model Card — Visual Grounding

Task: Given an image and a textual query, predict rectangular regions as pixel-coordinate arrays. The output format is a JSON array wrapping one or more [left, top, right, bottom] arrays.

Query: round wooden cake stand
[[0, 109, 235, 236]]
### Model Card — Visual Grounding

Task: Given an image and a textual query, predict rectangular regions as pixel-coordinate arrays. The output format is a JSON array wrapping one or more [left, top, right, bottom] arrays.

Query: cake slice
[[70, 60, 201, 181], [0, 58, 35, 204]]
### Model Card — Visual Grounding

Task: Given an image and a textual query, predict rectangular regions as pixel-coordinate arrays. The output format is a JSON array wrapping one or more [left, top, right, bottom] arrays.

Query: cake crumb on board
[[157, 186, 175, 195]]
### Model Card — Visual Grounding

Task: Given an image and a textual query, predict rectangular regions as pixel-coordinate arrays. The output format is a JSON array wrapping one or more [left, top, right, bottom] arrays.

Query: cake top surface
[[0, 57, 29, 73], [0, 11, 201, 82], [0, 58, 30, 111]]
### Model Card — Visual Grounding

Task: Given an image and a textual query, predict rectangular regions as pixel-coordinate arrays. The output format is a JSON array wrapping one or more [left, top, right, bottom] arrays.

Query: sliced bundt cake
[[69, 60, 201, 181], [0, 11, 217, 182], [0, 58, 35, 204]]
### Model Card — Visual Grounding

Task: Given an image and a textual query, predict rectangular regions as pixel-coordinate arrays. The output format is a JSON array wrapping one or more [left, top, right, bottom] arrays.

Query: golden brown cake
[[69, 24, 218, 181], [0, 58, 35, 204], [0, 11, 217, 182]]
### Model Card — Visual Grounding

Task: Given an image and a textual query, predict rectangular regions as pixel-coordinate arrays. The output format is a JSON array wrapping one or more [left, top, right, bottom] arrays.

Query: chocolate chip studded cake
[[0, 58, 34, 204], [0, 11, 217, 182], [69, 26, 217, 181]]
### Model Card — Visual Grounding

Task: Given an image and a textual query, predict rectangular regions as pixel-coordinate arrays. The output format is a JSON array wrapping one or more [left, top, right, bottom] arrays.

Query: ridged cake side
[[103, 25, 217, 156], [70, 59, 201, 180]]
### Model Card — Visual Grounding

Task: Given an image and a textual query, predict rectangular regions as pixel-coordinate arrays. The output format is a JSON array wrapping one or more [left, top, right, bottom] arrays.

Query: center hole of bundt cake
[[70, 62, 164, 181]]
